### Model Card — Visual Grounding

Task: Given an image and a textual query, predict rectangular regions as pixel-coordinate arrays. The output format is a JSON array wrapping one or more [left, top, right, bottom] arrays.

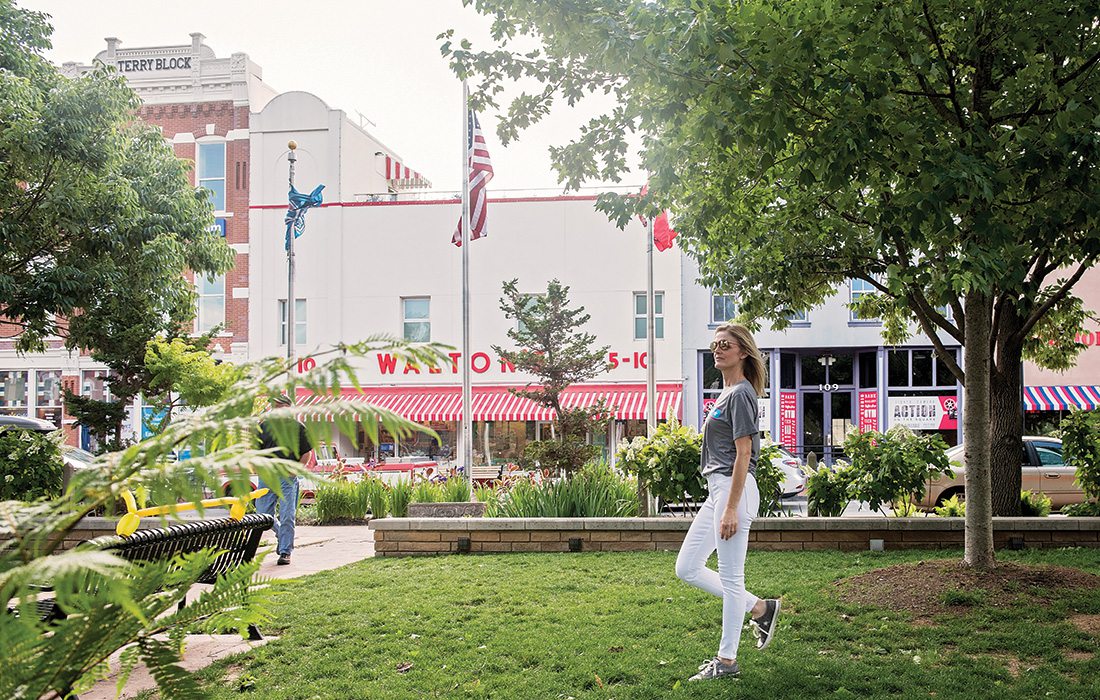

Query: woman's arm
[[720, 434, 753, 539]]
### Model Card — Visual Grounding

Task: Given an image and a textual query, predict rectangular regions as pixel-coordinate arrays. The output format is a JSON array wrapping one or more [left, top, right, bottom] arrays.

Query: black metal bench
[[39, 513, 274, 641]]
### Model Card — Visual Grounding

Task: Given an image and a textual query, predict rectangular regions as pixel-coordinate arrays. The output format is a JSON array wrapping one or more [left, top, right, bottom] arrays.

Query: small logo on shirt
[[711, 408, 723, 419]]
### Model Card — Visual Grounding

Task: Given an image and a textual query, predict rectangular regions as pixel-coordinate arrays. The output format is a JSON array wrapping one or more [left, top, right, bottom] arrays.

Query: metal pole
[[286, 141, 298, 368], [461, 83, 474, 495], [646, 217, 657, 436]]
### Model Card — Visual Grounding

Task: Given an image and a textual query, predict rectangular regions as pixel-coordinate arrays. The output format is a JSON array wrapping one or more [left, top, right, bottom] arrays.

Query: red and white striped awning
[[1024, 385, 1100, 412], [298, 383, 682, 422], [383, 156, 432, 189]]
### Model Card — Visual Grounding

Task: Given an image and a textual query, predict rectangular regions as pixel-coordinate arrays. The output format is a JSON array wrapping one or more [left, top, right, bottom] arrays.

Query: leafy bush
[[495, 461, 638, 518], [412, 479, 443, 504], [390, 479, 412, 517], [361, 477, 389, 518], [0, 428, 64, 501], [313, 481, 369, 523], [1020, 490, 1052, 517], [756, 442, 786, 517], [934, 494, 966, 517], [1060, 410, 1100, 501], [1063, 501, 1100, 516], [844, 427, 952, 516], [520, 408, 602, 476], [806, 462, 854, 517], [615, 416, 705, 512], [441, 476, 471, 503]]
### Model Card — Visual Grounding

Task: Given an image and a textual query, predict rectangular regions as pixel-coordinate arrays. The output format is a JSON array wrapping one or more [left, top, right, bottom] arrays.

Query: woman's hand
[[720, 506, 738, 540]]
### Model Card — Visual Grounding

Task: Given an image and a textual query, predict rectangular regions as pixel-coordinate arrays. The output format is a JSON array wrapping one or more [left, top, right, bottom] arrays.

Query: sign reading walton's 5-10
[[116, 56, 192, 72]]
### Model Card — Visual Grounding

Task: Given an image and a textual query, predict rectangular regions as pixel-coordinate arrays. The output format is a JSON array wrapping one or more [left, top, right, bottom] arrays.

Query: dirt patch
[[1064, 649, 1095, 661], [1069, 614, 1100, 635], [836, 560, 1100, 616]]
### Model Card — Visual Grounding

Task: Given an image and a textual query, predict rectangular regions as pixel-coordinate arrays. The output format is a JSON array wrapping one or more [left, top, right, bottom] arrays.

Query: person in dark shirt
[[254, 394, 313, 565]]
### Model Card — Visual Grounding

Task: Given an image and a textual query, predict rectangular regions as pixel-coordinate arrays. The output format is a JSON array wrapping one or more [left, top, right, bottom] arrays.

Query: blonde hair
[[714, 323, 767, 397]]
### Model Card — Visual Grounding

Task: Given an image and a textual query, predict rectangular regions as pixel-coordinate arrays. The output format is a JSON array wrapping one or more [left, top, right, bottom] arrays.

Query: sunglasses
[[710, 339, 739, 352]]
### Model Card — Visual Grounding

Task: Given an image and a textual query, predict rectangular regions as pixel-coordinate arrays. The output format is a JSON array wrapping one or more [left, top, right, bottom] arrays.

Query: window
[[889, 348, 958, 387], [34, 370, 62, 423], [711, 294, 736, 324], [198, 142, 226, 211], [787, 309, 808, 323], [1034, 441, 1064, 466], [195, 274, 225, 334], [0, 370, 29, 416], [517, 294, 541, 334], [81, 369, 112, 402], [849, 278, 879, 321], [858, 351, 878, 388], [633, 292, 664, 340], [888, 349, 909, 387], [402, 297, 430, 342], [279, 299, 307, 345], [911, 349, 934, 386]]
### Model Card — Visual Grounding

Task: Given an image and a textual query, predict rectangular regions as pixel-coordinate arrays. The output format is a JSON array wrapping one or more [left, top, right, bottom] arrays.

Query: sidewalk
[[83, 524, 374, 700]]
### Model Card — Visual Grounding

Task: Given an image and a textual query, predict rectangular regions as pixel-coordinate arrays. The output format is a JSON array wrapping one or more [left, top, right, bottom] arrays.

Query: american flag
[[452, 110, 494, 247]]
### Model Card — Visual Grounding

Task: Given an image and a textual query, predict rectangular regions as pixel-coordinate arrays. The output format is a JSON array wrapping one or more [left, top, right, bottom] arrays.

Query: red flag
[[453, 111, 494, 246], [638, 183, 678, 252]]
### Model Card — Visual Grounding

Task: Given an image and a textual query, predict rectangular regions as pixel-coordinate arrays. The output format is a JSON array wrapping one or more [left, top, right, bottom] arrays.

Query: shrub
[[390, 479, 412, 517], [441, 476, 471, 503], [756, 442, 786, 517], [806, 462, 854, 517], [891, 500, 919, 517], [412, 479, 443, 504], [314, 481, 369, 523], [934, 494, 966, 518], [844, 426, 952, 516], [1060, 410, 1100, 501], [615, 416, 705, 512], [1063, 501, 1100, 516], [0, 428, 64, 501], [1020, 489, 1052, 517], [359, 477, 388, 518], [495, 461, 638, 518]]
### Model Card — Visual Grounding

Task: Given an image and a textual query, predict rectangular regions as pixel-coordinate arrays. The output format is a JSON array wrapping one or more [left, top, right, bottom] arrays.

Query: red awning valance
[[298, 383, 682, 422]]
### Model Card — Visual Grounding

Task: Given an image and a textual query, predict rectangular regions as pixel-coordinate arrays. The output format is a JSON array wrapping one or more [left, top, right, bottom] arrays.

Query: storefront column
[[877, 347, 887, 432]]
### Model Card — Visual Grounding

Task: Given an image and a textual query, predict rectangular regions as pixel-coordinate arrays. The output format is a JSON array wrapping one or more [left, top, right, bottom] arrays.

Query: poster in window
[[888, 395, 958, 430], [779, 392, 798, 448], [858, 391, 879, 433]]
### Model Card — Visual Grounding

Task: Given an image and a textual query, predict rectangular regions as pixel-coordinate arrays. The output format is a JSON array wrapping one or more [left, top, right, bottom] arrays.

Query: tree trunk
[[963, 291, 996, 570], [990, 360, 1023, 516]]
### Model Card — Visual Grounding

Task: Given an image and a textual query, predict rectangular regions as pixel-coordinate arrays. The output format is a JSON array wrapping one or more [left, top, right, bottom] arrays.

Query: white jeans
[[675, 472, 760, 660]]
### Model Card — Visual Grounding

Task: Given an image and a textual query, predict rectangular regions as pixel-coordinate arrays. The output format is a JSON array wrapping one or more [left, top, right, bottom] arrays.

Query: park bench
[[34, 513, 274, 642]]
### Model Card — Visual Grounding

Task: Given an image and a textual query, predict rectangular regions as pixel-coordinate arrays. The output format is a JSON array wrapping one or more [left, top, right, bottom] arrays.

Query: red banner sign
[[779, 392, 798, 449], [858, 391, 878, 433]]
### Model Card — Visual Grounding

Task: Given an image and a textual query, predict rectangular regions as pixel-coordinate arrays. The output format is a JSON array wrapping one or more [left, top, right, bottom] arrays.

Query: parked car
[[774, 447, 807, 498], [920, 436, 1083, 510]]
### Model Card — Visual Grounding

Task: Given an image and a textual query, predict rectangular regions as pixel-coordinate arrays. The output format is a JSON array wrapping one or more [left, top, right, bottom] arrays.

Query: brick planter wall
[[369, 517, 1100, 556], [0, 517, 157, 552]]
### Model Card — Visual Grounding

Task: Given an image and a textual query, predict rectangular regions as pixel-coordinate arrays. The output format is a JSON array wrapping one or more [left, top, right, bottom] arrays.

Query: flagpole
[[461, 82, 474, 494], [287, 140, 297, 368], [646, 217, 656, 437]]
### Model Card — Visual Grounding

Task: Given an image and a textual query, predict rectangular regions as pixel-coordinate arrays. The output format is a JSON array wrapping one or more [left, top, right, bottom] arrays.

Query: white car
[[773, 447, 807, 498]]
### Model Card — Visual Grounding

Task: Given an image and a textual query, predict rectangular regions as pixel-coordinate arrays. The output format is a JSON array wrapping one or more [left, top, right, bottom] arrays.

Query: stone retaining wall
[[369, 517, 1100, 556]]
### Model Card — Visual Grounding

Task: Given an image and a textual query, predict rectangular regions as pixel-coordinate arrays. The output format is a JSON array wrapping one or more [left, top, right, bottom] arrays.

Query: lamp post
[[286, 140, 297, 367]]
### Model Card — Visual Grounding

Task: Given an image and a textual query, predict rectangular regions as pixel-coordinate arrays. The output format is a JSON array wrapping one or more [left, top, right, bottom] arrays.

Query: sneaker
[[750, 598, 781, 650], [277, 553, 291, 566], [688, 657, 740, 681]]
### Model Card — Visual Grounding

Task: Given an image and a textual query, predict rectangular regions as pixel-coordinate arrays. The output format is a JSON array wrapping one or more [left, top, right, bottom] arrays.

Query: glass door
[[801, 390, 855, 465]]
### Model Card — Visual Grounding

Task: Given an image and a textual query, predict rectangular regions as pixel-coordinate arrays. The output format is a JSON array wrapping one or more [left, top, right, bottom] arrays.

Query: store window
[[279, 299, 307, 345], [402, 297, 430, 342], [196, 274, 225, 334], [858, 351, 878, 388], [779, 353, 797, 389], [911, 349, 934, 387], [889, 348, 958, 387], [0, 370, 29, 416], [711, 294, 736, 324], [849, 278, 880, 321], [888, 349, 909, 387], [81, 369, 112, 401], [634, 292, 664, 340], [35, 370, 62, 423], [198, 141, 226, 211]]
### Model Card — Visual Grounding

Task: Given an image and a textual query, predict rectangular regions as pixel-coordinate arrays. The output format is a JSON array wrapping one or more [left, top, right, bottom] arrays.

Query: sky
[[21, 0, 643, 194]]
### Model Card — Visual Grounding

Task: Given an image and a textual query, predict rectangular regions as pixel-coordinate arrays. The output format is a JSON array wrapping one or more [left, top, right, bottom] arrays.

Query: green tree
[[0, 0, 232, 355], [493, 278, 611, 474], [446, 0, 1100, 569], [142, 335, 243, 433]]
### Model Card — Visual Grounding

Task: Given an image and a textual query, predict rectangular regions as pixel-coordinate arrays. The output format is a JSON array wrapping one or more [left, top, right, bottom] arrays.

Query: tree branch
[[1016, 254, 1098, 343]]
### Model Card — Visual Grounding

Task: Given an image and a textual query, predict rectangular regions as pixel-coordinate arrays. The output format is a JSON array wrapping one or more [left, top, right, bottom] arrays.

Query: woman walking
[[676, 323, 781, 680]]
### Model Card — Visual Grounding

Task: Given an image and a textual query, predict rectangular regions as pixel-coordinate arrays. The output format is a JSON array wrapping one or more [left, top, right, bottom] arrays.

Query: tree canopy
[[447, 0, 1100, 567], [0, 0, 232, 354]]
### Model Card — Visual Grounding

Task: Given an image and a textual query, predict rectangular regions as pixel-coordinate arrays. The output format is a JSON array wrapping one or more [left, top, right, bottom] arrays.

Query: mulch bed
[[836, 559, 1100, 616]]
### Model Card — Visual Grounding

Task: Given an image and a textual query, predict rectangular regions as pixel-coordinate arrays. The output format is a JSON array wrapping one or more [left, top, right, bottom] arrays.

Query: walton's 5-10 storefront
[[681, 257, 963, 464]]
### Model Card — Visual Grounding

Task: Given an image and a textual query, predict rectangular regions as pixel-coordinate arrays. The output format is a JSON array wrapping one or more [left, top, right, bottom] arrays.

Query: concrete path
[[83, 524, 374, 699]]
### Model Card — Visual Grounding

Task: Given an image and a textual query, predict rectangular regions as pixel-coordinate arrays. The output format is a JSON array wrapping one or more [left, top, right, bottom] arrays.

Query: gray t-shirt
[[701, 379, 760, 477]]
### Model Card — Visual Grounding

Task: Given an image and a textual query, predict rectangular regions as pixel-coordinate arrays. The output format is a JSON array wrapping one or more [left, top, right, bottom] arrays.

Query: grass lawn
[[194, 548, 1100, 699]]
